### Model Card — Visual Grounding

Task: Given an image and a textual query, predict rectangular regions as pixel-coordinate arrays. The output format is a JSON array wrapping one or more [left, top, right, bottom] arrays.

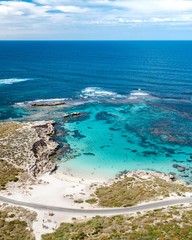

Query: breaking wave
[[0, 78, 31, 85], [80, 87, 124, 99], [128, 89, 154, 100], [80, 87, 158, 103]]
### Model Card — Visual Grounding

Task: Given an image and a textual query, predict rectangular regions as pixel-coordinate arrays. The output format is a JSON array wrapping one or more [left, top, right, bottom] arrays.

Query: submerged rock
[[166, 153, 172, 157], [95, 111, 117, 121], [132, 150, 138, 153], [109, 127, 121, 131], [142, 150, 158, 156], [173, 164, 180, 168], [100, 145, 110, 149], [83, 152, 95, 156], [177, 167, 186, 172], [181, 174, 189, 178], [72, 130, 86, 139], [172, 164, 188, 173]]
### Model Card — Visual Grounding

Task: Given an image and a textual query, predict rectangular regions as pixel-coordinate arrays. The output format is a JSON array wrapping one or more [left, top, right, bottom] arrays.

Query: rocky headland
[[0, 120, 58, 188]]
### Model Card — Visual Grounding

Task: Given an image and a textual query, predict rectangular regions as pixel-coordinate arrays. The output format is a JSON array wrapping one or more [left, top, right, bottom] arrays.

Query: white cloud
[[89, 0, 192, 13], [110, 0, 192, 13], [0, 1, 50, 17], [55, 5, 88, 13], [0, 0, 192, 39]]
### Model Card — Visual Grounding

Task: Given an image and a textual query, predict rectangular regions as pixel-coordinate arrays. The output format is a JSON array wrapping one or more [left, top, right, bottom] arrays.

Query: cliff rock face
[[29, 121, 58, 177], [0, 121, 58, 178]]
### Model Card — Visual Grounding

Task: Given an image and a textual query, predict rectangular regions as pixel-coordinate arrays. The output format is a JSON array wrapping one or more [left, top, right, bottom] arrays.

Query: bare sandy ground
[[1, 172, 103, 239]]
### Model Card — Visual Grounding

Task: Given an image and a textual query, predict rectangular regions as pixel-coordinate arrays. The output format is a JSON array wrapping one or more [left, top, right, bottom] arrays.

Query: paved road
[[0, 195, 192, 216]]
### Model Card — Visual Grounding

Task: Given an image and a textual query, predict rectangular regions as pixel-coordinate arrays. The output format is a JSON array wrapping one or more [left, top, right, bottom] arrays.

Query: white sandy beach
[[4, 172, 102, 208]]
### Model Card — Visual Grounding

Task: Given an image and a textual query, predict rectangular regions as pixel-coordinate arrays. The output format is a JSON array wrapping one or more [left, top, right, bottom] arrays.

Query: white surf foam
[[81, 87, 124, 99], [128, 89, 157, 100], [28, 98, 68, 103], [80, 87, 158, 102], [0, 78, 31, 85]]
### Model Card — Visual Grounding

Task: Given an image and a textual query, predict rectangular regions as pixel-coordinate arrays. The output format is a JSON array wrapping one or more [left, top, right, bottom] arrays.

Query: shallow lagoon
[[50, 90, 192, 182]]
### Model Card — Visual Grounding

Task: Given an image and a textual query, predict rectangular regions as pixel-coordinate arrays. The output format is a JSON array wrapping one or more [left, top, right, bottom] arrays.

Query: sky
[[0, 0, 192, 40]]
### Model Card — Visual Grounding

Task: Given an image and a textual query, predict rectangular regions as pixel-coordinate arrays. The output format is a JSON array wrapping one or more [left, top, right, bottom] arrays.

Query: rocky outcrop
[[0, 121, 58, 178], [29, 121, 58, 177], [31, 102, 65, 107], [63, 112, 81, 118]]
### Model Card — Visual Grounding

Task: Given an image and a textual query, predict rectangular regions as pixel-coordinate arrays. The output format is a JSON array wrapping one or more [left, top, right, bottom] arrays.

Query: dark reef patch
[[142, 151, 158, 156], [109, 127, 121, 131], [100, 145, 110, 149], [95, 111, 118, 121], [65, 112, 90, 123], [132, 150, 138, 153], [72, 130, 86, 139], [83, 152, 95, 156], [121, 134, 127, 138]]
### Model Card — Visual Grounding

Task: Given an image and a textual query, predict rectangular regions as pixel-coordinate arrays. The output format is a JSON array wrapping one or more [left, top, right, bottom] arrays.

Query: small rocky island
[[31, 101, 65, 107], [63, 112, 81, 118]]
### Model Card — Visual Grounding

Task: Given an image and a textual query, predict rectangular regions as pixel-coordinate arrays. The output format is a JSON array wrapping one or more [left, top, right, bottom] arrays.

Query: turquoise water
[[59, 99, 192, 180], [0, 41, 191, 181]]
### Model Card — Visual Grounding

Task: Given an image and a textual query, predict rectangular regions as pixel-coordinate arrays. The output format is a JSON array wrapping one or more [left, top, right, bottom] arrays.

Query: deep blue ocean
[[0, 41, 192, 181]]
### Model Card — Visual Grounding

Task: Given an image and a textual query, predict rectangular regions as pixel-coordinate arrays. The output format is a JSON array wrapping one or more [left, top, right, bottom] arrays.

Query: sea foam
[[81, 87, 124, 99], [80, 87, 158, 103], [0, 78, 31, 85]]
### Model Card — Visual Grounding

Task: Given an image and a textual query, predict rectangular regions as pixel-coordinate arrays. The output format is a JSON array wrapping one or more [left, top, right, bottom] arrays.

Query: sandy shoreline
[[3, 171, 103, 211]]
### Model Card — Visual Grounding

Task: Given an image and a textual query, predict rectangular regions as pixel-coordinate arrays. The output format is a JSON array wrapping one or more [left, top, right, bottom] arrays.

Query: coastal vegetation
[[0, 122, 36, 167], [0, 160, 23, 190], [42, 205, 192, 240], [85, 198, 98, 204], [0, 205, 36, 240], [0, 122, 26, 189], [94, 171, 192, 207]]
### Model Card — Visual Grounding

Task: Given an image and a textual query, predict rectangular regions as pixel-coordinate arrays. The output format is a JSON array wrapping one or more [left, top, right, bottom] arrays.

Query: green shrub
[[85, 198, 98, 204]]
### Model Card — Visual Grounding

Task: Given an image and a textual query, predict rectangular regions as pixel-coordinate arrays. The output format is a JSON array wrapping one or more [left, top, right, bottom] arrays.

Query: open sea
[[0, 41, 192, 181]]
